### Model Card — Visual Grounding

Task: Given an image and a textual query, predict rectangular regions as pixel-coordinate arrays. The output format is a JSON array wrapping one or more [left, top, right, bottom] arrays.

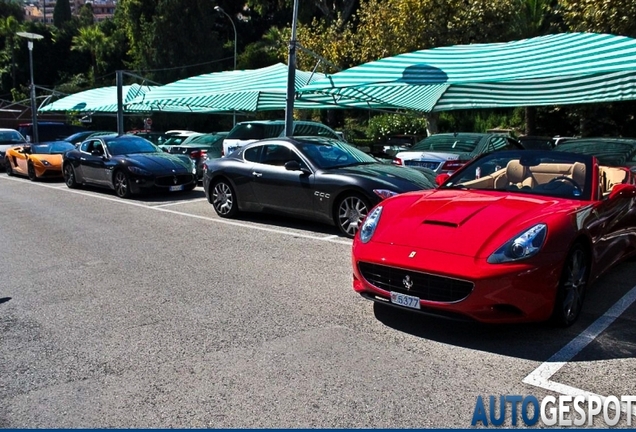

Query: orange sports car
[[5, 141, 75, 180]]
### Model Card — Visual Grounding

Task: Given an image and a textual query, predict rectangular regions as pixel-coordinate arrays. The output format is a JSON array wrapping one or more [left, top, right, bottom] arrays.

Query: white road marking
[[151, 198, 209, 207], [523, 284, 636, 413], [0, 176, 353, 245]]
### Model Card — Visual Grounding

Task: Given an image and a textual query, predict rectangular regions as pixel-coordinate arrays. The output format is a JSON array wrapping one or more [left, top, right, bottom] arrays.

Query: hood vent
[[422, 220, 459, 228]]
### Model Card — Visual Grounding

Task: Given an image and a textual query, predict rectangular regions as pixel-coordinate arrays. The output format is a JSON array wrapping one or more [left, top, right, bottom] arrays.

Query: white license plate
[[169, 185, 183, 192], [390, 291, 421, 309]]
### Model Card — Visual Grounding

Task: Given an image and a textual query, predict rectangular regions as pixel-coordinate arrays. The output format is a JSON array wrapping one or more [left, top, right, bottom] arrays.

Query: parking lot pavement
[[1, 176, 635, 428]]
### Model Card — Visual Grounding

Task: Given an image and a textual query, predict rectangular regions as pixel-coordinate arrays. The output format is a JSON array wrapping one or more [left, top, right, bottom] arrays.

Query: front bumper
[[128, 172, 197, 194], [352, 241, 564, 323]]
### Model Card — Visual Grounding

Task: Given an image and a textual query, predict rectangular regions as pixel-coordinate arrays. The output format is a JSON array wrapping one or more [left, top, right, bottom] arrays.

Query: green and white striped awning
[[39, 84, 155, 113], [127, 63, 385, 112], [297, 32, 636, 112]]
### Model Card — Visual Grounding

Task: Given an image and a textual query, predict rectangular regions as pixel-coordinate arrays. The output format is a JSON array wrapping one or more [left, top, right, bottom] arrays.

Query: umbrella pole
[[284, 0, 299, 137]]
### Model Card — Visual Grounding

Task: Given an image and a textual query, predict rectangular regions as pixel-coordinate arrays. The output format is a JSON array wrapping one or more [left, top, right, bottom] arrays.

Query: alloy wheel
[[212, 182, 234, 216], [561, 248, 588, 323], [114, 171, 130, 198], [28, 163, 36, 181], [338, 195, 369, 237]]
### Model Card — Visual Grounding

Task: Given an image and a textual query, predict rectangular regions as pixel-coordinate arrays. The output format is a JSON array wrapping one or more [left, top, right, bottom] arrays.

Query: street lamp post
[[214, 6, 237, 126], [17, 31, 43, 144]]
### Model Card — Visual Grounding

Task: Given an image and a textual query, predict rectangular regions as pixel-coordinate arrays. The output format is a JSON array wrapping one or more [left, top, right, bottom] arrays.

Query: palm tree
[[71, 25, 110, 82], [0, 15, 24, 90]]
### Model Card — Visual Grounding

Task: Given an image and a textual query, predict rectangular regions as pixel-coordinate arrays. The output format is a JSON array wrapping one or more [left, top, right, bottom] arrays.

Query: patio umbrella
[[297, 32, 636, 112], [39, 84, 156, 113], [127, 63, 387, 112]]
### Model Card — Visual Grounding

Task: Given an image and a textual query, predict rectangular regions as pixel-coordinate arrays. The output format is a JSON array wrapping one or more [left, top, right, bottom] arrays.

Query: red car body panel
[[352, 154, 636, 323]]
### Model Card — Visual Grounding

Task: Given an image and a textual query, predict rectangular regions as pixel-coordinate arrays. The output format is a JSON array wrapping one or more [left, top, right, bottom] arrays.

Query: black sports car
[[63, 134, 197, 198], [202, 136, 436, 237]]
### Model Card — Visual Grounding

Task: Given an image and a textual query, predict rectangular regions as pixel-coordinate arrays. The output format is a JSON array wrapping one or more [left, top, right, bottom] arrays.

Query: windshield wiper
[[442, 184, 468, 190]]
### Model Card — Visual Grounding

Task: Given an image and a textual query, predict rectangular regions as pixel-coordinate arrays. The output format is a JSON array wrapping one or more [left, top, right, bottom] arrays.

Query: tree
[[559, 0, 636, 37], [77, 3, 95, 27], [0, 15, 23, 90], [53, 0, 73, 28], [71, 25, 111, 81], [118, 0, 226, 83]]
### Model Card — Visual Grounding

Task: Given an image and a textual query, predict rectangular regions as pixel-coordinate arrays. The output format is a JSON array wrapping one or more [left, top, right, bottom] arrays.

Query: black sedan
[[202, 136, 435, 237], [63, 134, 197, 198]]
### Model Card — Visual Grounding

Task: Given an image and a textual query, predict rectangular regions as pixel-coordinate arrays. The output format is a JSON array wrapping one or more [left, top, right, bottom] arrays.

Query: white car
[[0, 128, 28, 170], [393, 132, 524, 174], [221, 120, 341, 156]]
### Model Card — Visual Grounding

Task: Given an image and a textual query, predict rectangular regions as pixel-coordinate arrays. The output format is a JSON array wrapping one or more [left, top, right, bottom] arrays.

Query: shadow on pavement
[[372, 261, 636, 362]]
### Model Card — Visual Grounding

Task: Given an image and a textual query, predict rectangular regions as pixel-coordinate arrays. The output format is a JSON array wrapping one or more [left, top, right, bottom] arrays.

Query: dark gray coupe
[[203, 136, 435, 237]]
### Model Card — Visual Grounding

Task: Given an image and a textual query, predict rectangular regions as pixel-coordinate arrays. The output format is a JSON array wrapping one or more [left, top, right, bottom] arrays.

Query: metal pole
[[215, 6, 237, 126], [116, 70, 124, 135], [284, 0, 299, 137], [28, 41, 39, 144]]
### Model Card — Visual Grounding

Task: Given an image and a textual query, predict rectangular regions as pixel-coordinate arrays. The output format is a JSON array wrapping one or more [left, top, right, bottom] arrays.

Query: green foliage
[[0, 0, 24, 20], [53, 0, 72, 28], [437, 109, 525, 134], [366, 112, 428, 141]]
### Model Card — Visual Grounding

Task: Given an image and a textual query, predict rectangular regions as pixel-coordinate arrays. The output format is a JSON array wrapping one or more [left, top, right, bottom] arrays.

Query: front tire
[[335, 193, 370, 238], [551, 243, 589, 327], [113, 170, 132, 198], [27, 162, 37, 181], [63, 163, 79, 188], [5, 158, 13, 176], [211, 179, 238, 217]]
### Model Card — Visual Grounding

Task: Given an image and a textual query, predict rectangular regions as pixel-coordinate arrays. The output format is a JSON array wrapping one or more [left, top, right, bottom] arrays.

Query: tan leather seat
[[506, 160, 536, 189]]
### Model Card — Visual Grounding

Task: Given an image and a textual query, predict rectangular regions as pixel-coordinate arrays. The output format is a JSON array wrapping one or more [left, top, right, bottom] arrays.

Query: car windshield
[[411, 134, 482, 153], [106, 137, 160, 155], [440, 150, 592, 200], [295, 138, 378, 169], [554, 139, 636, 166], [31, 142, 75, 154], [0, 130, 26, 144]]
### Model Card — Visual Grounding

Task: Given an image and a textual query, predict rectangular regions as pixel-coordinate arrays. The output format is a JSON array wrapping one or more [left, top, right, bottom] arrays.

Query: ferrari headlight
[[487, 224, 547, 264], [373, 189, 398, 200], [128, 166, 152, 176], [41, 160, 51, 166], [359, 206, 382, 243]]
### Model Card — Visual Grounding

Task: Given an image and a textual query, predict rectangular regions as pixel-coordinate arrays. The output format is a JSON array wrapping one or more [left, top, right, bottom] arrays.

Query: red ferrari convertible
[[352, 150, 636, 326]]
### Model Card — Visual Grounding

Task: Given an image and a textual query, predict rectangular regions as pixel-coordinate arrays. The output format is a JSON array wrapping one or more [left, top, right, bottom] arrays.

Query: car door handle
[[80, 157, 86, 161], [252, 172, 262, 178]]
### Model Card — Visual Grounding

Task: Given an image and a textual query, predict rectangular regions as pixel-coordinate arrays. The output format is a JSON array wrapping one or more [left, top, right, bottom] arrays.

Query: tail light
[[190, 149, 207, 159], [392, 157, 403, 166], [441, 160, 466, 172]]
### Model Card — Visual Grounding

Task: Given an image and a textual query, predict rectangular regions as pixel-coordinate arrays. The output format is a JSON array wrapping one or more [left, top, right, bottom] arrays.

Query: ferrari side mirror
[[435, 173, 450, 186], [609, 183, 636, 200]]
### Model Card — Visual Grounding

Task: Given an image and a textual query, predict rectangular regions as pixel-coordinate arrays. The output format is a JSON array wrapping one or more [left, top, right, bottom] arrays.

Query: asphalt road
[[1, 175, 635, 428]]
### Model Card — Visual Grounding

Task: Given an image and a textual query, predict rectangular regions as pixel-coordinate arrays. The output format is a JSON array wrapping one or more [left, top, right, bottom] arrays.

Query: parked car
[[203, 136, 435, 238], [5, 141, 75, 180], [62, 135, 197, 198], [126, 130, 170, 146], [0, 128, 28, 170], [168, 132, 228, 180], [393, 132, 524, 174], [518, 135, 555, 150], [553, 137, 636, 168], [18, 122, 86, 143], [159, 130, 202, 151], [64, 130, 117, 145], [352, 149, 636, 326], [221, 120, 341, 157]]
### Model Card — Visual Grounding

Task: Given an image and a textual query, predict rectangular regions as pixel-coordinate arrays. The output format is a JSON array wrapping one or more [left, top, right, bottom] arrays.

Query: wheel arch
[[330, 187, 376, 223]]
